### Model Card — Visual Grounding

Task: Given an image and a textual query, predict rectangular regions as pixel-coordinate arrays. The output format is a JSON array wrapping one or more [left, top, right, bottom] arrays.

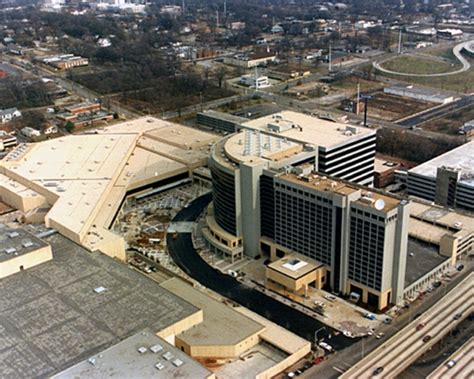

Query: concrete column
[[392, 200, 410, 304], [239, 161, 265, 258]]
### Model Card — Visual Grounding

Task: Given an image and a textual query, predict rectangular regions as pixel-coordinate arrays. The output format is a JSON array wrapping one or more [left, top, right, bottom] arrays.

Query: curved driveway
[[373, 40, 473, 77], [166, 193, 354, 350]]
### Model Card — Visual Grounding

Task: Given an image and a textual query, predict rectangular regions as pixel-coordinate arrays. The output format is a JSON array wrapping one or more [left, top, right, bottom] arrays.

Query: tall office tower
[[204, 111, 408, 310]]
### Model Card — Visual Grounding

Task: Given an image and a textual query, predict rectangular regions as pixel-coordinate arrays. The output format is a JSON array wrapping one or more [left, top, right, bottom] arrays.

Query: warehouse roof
[[52, 329, 213, 379], [0, 234, 199, 378], [161, 278, 265, 347]]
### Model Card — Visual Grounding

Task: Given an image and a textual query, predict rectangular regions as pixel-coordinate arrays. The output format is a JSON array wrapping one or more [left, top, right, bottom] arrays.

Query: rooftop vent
[[137, 346, 148, 354], [172, 359, 184, 367], [163, 351, 174, 361], [22, 240, 34, 248], [150, 344, 163, 353], [5, 247, 16, 254], [93, 286, 107, 294], [7, 231, 19, 238], [155, 363, 165, 370]]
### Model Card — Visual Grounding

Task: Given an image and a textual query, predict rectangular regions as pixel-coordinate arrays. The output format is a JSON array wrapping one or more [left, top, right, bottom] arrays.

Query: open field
[[380, 55, 459, 75], [379, 57, 474, 93], [366, 92, 435, 121], [331, 77, 384, 93], [423, 104, 474, 135]]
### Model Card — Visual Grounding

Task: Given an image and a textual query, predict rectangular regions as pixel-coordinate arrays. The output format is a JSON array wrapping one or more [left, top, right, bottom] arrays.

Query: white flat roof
[[409, 141, 474, 187], [242, 111, 375, 150], [0, 117, 218, 252]]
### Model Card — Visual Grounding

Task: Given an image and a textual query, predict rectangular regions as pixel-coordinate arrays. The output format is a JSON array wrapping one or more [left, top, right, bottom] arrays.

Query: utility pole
[[361, 94, 372, 127], [223, 0, 227, 16], [398, 29, 402, 54], [314, 327, 326, 346], [356, 81, 361, 115], [182, 0, 185, 14], [254, 66, 259, 91], [328, 44, 332, 72], [216, 10, 219, 28]]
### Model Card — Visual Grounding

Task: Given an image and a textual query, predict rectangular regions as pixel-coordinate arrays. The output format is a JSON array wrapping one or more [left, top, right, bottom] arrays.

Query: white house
[[0, 108, 22, 124], [43, 125, 58, 135], [21, 127, 41, 138], [240, 74, 271, 89]]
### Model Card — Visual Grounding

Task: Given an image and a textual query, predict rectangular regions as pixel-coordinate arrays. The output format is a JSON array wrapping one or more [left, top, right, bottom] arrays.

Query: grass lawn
[[380, 57, 474, 93], [330, 77, 384, 93], [380, 55, 459, 75]]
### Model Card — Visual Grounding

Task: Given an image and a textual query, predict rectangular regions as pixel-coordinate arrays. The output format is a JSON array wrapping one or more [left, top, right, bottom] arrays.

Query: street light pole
[[314, 326, 326, 346]]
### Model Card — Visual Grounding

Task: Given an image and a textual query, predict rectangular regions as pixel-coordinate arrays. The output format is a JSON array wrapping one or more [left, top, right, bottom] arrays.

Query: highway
[[427, 337, 474, 379], [373, 39, 473, 78], [397, 94, 474, 128], [340, 272, 474, 379]]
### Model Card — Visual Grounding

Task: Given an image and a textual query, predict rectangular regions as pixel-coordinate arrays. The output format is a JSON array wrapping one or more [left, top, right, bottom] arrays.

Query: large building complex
[[260, 172, 409, 310], [404, 141, 474, 211], [0, 117, 220, 261], [204, 112, 411, 309]]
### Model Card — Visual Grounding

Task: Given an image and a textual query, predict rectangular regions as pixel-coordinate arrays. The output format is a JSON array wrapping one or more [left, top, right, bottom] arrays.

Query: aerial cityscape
[[0, 0, 472, 378]]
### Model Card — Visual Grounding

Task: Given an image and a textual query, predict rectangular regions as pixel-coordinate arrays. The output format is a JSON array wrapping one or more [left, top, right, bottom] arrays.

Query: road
[[166, 193, 355, 350], [5, 56, 143, 119], [373, 39, 473, 78], [427, 337, 474, 379], [303, 269, 473, 379], [339, 273, 474, 378], [396, 94, 474, 128]]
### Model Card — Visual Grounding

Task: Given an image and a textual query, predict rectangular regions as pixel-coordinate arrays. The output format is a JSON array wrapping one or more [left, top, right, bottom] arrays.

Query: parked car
[[383, 317, 392, 324], [324, 294, 337, 302], [446, 360, 456, 368], [416, 322, 426, 331], [422, 335, 432, 343], [319, 342, 334, 352], [364, 312, 376, 321], [373, 367, 384, 375]]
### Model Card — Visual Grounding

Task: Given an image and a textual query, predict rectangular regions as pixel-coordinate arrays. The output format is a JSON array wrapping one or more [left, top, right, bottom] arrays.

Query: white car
[[319, 342, 334, 352]]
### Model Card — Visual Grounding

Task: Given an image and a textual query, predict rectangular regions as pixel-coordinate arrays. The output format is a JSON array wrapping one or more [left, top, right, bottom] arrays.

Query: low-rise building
[[56, 102, 113, 129], [459, 119, 474, 136], [374, 158, 403, 188], [0, 131, 17, 151], [21, 126, 41, 138], [224, 51, 277, 68], [0, 107, 21, 123], [240, 74, 271, 88], [39, 54, 89, 70], [437, 28, 464, 39], [384, 85, 454, 104]]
